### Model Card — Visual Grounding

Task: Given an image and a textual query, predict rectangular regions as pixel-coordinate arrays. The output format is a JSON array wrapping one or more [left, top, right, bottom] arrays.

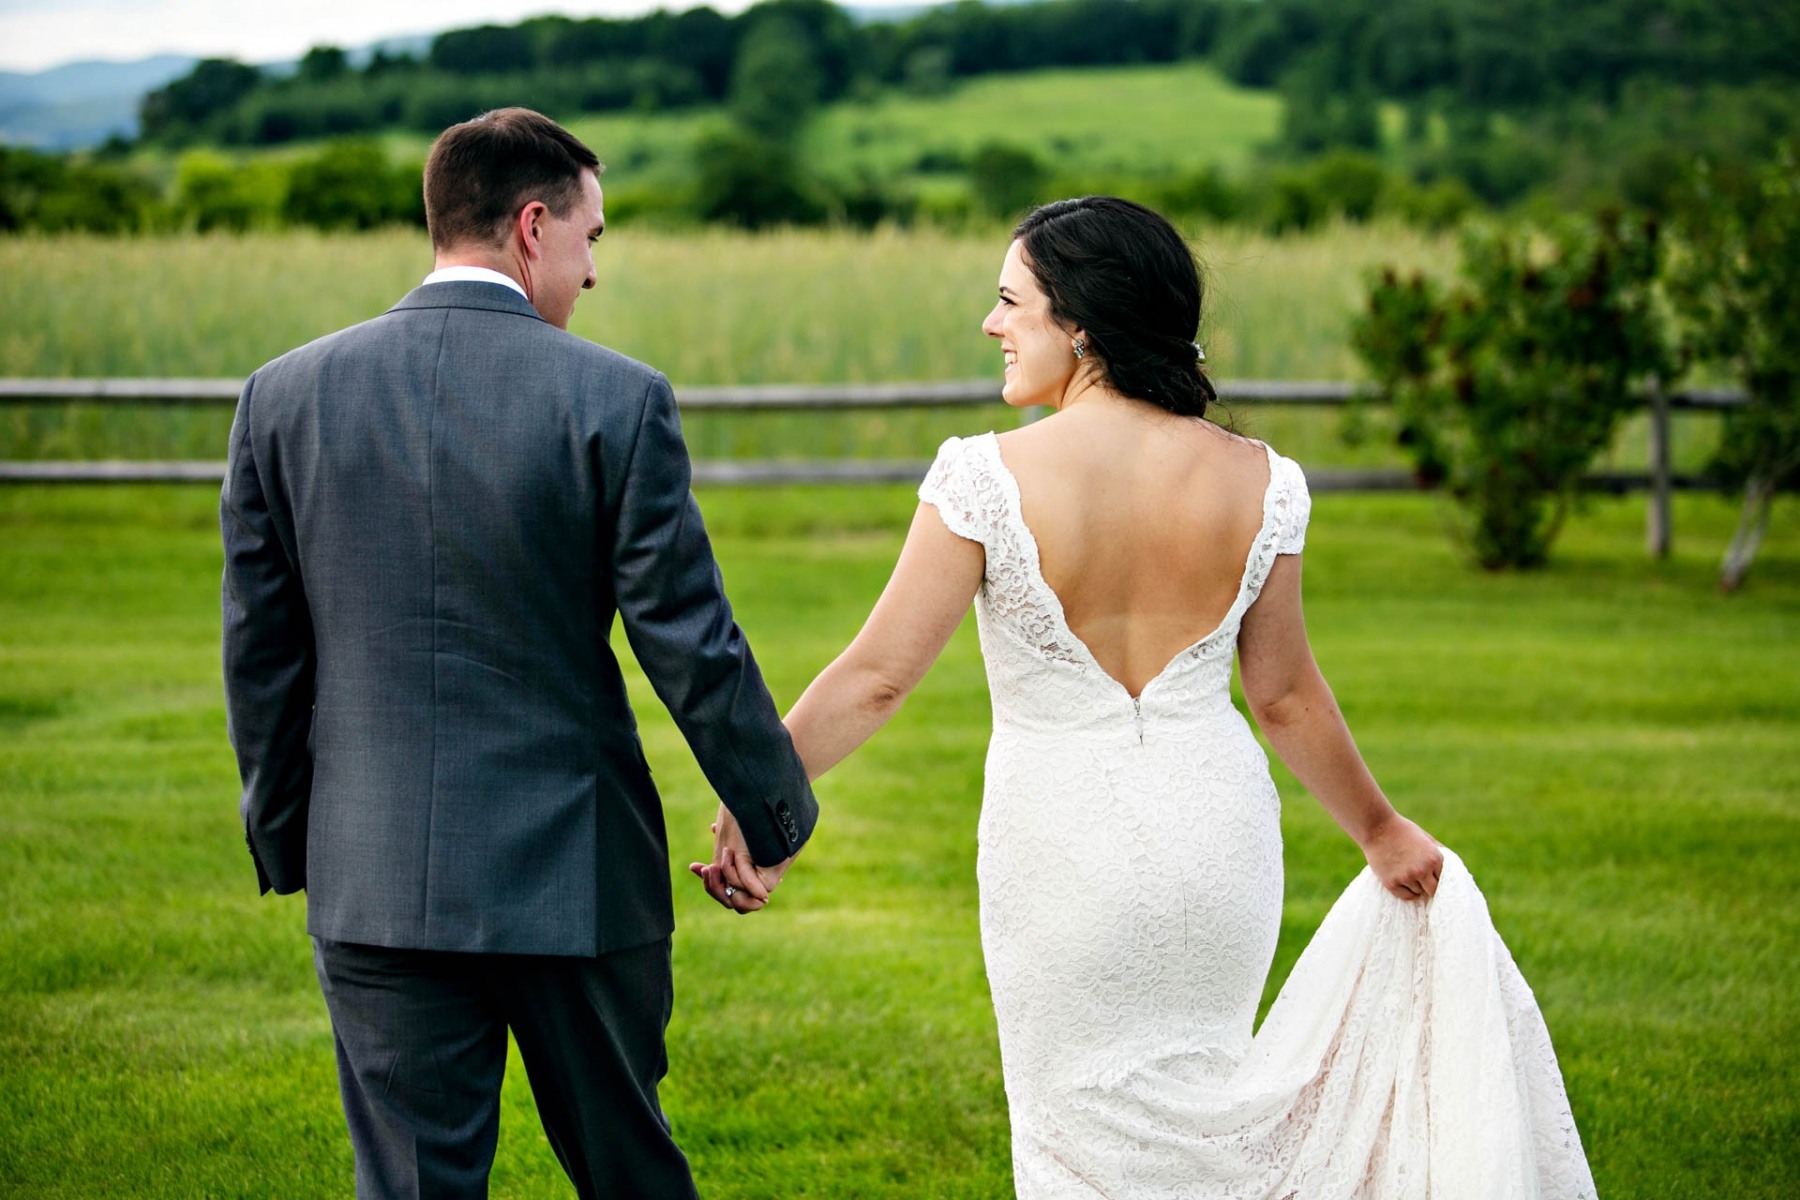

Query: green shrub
[[283, 141, 422, 231], [826, 172, 915, 229], [1248, 151, 1398, 234], [1384, 176, 1479, 231], [1353, 212, 1672, 568], [692, 126, 827, 228], [1151, 164, 1244, 224], [171, 151, 287, 232], [967, 141, 1048, 220], [1307, 149, 1389, 222], [0, 146, 157, 234]]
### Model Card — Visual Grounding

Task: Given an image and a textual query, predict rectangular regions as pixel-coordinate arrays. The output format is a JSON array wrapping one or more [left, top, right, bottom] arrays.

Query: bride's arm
[[784, 502, 985, 780], [696, 502, 981, 912], [1237, 553, 1443, 900]]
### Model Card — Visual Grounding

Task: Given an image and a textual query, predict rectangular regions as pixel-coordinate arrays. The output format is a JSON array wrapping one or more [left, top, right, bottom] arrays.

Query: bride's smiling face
[[982, 239, 1082, 410]]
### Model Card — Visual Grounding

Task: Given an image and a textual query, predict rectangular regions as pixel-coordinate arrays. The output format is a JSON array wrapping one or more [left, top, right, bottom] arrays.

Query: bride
[[694, 196, 1596, 1198]]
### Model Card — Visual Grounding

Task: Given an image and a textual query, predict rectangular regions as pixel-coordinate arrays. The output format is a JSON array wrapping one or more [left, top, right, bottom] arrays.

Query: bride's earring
[[1072, 339, 1086, 360]]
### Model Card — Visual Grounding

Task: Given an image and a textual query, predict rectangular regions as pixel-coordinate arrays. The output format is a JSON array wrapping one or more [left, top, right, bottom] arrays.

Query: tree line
[[4, 0, 1797, 238], [138, 0, 1798, 146]]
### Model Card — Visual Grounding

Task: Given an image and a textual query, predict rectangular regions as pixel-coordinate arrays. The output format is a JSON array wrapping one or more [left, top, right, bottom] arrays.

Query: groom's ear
[[515, 200, 550, 259]]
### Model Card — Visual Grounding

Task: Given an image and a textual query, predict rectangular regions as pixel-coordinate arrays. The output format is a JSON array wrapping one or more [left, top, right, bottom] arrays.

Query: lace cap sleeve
[[1275, 455, 1312, 555], [918, 435, 993, 544]]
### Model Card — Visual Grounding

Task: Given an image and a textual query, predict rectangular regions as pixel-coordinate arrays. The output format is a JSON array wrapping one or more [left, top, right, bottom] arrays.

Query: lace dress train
[[918, 434, 1595, 1200]]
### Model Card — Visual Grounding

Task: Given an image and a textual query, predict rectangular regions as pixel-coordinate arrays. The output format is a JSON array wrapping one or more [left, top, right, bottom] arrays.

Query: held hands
[[687, 803, 792, 915], [1360, 814, 1444, 902]]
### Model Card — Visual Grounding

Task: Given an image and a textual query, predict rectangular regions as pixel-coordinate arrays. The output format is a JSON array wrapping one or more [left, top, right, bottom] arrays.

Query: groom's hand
[[687, 803, 791, 914]]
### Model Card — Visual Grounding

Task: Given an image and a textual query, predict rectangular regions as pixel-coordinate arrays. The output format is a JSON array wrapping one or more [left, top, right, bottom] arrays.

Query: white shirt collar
[[421, 266, 528, 301]]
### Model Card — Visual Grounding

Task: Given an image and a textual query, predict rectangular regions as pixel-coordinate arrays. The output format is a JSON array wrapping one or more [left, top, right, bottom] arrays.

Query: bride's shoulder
[[993, 410, 1094, 460], [1197, 422, 1304, 486], [1194, 416, 1270, 456]]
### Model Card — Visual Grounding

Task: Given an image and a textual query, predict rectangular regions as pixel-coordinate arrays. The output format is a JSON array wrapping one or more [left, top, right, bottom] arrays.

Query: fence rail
[[0, 376, 1751, 409], [0, 376, 1403, 411], [0, 376, 1745, 507]]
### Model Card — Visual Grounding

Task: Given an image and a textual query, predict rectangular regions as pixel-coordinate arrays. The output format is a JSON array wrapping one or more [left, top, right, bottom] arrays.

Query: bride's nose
[[981, 305, 1003, 338]]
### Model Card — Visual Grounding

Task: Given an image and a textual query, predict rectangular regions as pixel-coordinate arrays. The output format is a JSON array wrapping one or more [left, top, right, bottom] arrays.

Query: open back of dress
[[997, 427, 1272, 699]]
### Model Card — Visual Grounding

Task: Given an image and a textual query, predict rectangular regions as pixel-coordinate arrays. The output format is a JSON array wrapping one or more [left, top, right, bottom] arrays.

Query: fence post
[[1646, 377, 1671, 559]]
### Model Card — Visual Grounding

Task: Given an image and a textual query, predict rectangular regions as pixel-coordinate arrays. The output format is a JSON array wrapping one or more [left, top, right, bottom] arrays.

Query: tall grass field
[[1, 477, 1796, 1197], [0, 223, 1722, 474]]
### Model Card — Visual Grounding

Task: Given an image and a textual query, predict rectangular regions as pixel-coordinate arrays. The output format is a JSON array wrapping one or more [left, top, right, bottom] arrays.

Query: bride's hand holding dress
[[1236, 552, 1445, 901]]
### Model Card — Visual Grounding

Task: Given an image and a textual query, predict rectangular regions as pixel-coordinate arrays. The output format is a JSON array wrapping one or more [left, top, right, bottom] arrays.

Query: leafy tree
[[1251, 152, 1396, 233], [28, 163, 157, 233], [1666, 150, 1800, 591], [1385, 175, 1478, 230], [139, 58, 261, 141], [661, 6, 740, 99], [0, 147, 62, 232], [1353, 212, 1672, 568], [363, 49, 418, 77], [1152, 164, 1244, 224], [284, 141, 421, 230], [0, 147, 156, 233], [692, 126, 825, 228], [535, 14, 644, 68], [298, 46, 348, 83], [171, 151, 287, 231], [968, 141, 1048, 219], [1214, 2, 1309, 89], [1279, 66, 1380, 154], [1306, 149, 1389, 221], [729, 15, 825, 142], [741, 0, 860, 101], [430, 25, 536, 75]]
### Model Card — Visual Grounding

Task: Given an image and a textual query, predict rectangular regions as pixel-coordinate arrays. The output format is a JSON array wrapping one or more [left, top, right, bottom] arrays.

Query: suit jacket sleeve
[[220, 372, 316, 894], [609, 373, 817, 866]]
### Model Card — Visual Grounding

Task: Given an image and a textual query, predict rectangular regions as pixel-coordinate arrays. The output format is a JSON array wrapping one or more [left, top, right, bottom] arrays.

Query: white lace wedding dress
[[919, 433, 1596, 1200]]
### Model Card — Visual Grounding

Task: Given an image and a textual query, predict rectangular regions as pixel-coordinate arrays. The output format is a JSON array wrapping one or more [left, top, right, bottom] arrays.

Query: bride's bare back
[[997, 401, 1270, 698]]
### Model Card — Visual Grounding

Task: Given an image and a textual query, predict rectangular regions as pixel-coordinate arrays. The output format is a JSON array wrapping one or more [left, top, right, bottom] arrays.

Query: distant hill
[[0, 55, 195, 149], [0, 32, 435, 151]]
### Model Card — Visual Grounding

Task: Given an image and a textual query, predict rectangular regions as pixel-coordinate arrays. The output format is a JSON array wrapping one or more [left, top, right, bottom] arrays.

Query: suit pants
[[313, 936, 700, 1200]]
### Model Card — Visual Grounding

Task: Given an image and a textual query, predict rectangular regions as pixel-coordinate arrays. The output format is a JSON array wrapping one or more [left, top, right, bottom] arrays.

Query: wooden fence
[[0, 376, 1746, 554]]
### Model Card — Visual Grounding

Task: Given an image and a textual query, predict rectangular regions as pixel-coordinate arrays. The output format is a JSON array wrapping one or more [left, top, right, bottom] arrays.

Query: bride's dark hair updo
[[1013, 196, 1216, 419]]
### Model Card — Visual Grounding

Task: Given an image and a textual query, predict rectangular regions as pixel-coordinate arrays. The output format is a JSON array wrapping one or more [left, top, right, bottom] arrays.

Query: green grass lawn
[[1, 480, 1795, 1197]]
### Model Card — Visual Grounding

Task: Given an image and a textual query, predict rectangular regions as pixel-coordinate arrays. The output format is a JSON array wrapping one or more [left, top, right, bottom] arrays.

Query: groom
[[221, 107, 816, 1198]]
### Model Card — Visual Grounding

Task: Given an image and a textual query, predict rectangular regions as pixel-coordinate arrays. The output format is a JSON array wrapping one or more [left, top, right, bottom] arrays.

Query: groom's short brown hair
[[423, 107, 601, 251]]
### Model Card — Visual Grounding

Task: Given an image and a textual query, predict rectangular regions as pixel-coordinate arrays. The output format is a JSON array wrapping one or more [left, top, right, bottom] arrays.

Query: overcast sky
[[0, 0, 898, 74]]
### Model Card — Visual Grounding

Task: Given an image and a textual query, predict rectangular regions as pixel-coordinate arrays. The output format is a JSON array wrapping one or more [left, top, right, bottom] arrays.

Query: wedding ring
[[724, 886, 737, 899]]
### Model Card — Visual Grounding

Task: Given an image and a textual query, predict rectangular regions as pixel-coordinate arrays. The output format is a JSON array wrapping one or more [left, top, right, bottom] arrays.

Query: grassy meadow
[[126, 63, 1282, 203], [1, 479, 1796, 1197]]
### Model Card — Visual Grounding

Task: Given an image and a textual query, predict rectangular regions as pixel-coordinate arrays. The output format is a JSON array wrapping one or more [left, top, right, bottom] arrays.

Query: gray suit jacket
[[221, 281, 816, 956]]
